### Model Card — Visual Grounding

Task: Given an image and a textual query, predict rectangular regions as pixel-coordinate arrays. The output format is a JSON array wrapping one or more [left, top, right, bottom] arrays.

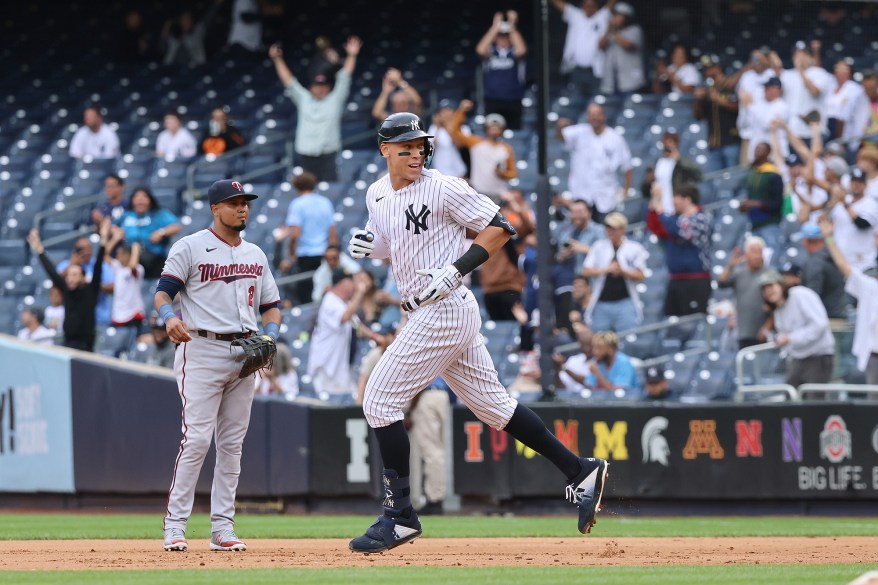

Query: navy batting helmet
[[377, 112, 434, 148]]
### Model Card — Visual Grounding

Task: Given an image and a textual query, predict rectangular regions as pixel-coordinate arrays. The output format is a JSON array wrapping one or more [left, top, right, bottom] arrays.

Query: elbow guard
[[489, 212, 517, 236]]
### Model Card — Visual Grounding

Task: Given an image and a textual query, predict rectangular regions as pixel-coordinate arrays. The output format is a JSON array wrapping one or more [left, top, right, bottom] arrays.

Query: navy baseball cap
[[207, 180, 258, 205], [764, 77, 782, 89], [331, 267, 353, 285], [786, 153, 803, 167]]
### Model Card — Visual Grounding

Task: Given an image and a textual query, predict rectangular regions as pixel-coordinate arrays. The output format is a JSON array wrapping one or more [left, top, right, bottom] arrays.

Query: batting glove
[[348, 229, 375, 259], [414, 265, 462, 307]]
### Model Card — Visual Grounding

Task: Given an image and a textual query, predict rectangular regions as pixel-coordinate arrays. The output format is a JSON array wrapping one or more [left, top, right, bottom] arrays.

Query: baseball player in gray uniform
[[347, 113, 608, 553], [155, 179, 281, 552]]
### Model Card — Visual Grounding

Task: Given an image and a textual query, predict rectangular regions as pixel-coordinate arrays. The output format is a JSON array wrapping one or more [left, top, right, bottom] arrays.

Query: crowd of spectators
[[13, 1, 878, 407]]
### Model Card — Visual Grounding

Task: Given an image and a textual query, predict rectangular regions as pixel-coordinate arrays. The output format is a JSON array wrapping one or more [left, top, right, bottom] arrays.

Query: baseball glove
[[232, 335, 277, 378]]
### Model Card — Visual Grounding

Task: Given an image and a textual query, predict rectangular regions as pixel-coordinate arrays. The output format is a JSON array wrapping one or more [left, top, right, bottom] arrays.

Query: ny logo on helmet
[[404, 203, 431, 235], [231, 181, 243, 191], [410, 119, 419, 131]]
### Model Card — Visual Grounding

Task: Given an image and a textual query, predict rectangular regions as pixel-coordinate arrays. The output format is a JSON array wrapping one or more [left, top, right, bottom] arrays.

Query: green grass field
[[1, 514, 876, 585]]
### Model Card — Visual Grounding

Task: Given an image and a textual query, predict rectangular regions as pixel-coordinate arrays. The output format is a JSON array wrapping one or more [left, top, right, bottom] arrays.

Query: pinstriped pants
[[363, 289, 518, 430]]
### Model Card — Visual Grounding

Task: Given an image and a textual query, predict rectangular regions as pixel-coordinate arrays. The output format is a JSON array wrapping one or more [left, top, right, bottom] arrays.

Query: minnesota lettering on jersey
[[198, 262, 264, 283]]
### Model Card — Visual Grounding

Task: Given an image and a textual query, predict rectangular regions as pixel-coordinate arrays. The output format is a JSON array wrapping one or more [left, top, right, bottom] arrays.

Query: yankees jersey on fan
[[161, 228, 280, 333], [364, 169, 499, 300]]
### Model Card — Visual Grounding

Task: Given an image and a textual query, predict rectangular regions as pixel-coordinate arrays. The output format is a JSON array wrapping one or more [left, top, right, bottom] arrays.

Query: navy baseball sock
[[373, 421, 413, 518], [504, 404, 582, 480]]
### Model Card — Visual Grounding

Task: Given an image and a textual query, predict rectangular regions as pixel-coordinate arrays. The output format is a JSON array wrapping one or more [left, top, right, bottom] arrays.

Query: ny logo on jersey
[[404, 203, 431, 234]]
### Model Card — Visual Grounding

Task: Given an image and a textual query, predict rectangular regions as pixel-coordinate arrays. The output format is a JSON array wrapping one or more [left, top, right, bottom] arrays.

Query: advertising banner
[[453, 403, 878, 500], [0, 338, 74, 493]]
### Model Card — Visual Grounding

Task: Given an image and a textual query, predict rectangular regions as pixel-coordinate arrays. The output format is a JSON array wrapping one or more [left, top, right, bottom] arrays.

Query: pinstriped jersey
[[364, 169, 500, 300], [161, 228, 281, 333]]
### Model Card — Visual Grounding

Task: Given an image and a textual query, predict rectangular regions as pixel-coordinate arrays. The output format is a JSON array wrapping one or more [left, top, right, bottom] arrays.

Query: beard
[[231, 222, 246, 232]]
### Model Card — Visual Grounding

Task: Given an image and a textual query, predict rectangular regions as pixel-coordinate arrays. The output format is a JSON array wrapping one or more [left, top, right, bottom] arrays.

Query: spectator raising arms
[[647, 183, 713, 317], [200, 108, 246, 156], [105, 227, 146, 357], [552, 0, 614, 99], [116, 187, 182, 278], [449, 99, 517, 203], [476, 10, 527, 130], [598, 2, 645, 95], [269, 36, 362, 182], [653, 43, 701, 94], [69, 106, 120, 160], [28, 221, 110, 352], [371, 67, 423, 123]]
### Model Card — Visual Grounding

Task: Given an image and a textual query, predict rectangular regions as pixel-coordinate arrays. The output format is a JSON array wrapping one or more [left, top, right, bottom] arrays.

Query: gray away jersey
[[364, 168, 500, 300], [161, 228, 280, 333]]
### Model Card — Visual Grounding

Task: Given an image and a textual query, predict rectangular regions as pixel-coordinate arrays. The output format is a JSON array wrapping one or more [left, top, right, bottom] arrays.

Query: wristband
[[264, 322, 280, 341], [159, 304, 176, 323], [825, 236, 834, 244], [452, 244, 490, 276]]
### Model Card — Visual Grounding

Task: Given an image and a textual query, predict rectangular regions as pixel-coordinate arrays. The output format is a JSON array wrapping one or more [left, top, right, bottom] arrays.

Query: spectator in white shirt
[[826, 60, 870, 152], [653, 43, 702, 94], [312, 245, 361, 304], [17, 307, 55, 345], [735, 49, 776, 166], [556, 103, 632, 222], [428, 100, 469, 178], [826, 167, 878, 273], [155, 111, 197, 160], [69, 106, 120, 160], [551, 0, 615, 99], [740, 76, 790, 163], [105, 227, 146, 357], [857, 147, 878, 202], [773, 41, 837, 142], [582, 212, 647, 332]]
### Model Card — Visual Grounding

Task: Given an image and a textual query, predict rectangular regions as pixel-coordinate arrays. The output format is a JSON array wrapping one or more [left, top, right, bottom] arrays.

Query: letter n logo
[[405, 204, 431, 234]]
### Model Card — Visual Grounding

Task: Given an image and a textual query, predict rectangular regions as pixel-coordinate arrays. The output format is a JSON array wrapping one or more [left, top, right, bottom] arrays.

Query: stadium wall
[[1, 337, 876, 502]]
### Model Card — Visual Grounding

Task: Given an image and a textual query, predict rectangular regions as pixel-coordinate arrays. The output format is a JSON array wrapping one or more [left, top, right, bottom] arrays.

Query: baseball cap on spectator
[[645, 367, 666, 384], [331, 267, 353, 285], [780, 262, 802, 277], [800, 223, 823, 240], [786, 153, 803, 167], [437, 98, 456, 111], [794, 40, 808, 52], [485, 113, 507, 128], [613, 2, 635, 16], [758, 269, 784, 287], [824, 155, 850, 178], [764, 77, 782, 89], [497, 21, 512, 34], [207, 179, 258, 205], [312, 73, 330, 85], [604, 212, 628, 229], [699, 54, 721, 70], [824, 142, 845, 157], [851, 167, 867, 182]]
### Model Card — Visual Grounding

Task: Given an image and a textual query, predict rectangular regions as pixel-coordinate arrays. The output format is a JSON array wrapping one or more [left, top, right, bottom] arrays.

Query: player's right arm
[[154, 239, 192, 343]]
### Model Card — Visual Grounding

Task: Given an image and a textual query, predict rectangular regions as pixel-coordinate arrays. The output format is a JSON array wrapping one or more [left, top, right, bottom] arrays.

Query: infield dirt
[[4, 537, 877, 570]]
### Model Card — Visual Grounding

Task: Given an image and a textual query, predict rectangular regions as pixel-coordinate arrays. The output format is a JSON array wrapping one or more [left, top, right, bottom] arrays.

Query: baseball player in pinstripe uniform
[[347, 113, 608, 554], [155, 180, 281, 552]]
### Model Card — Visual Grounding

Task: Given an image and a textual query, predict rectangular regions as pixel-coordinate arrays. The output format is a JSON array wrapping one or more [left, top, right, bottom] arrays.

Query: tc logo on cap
[[231, 181, 243, 191]]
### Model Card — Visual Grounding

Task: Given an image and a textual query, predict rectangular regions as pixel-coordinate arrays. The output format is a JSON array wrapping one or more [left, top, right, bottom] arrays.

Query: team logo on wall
[[641, 416, 670, 466], [820, 415, 851, 463]]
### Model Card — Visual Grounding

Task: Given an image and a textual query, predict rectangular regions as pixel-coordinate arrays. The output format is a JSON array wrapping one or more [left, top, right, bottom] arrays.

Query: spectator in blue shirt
[[585, 330, 641, 394], [280, 171, 338, 304], [90, 174, 128, 230], [116, 187, 181, 278], [476, 10, 528, 130], [647, 183, 713, 317]]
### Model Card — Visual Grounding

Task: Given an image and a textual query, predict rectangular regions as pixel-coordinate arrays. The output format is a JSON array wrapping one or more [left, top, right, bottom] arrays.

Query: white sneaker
[[163, 527, 188, 551], [210, 529, 247, 551]]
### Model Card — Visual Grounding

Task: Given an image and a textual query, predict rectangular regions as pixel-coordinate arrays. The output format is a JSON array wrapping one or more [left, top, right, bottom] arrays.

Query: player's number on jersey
[[248, 286, 255, 307]]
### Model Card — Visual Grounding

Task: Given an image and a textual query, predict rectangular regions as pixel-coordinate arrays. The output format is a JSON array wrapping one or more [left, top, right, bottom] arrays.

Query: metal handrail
[[798, 384, 878, 400], [734, 383, 800, 402], [554, 311, 709, 355], [734, 342, 779, 390]]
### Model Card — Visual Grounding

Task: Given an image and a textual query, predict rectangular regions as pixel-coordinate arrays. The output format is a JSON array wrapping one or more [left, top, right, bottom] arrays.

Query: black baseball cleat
[[349, 510, 422, 554], [565, 457, 609, 534]]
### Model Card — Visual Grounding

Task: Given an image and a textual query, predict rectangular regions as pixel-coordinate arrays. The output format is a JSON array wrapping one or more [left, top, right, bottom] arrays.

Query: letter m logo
[[405, 203, 431, 235], [593, 421, 628, 460]]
